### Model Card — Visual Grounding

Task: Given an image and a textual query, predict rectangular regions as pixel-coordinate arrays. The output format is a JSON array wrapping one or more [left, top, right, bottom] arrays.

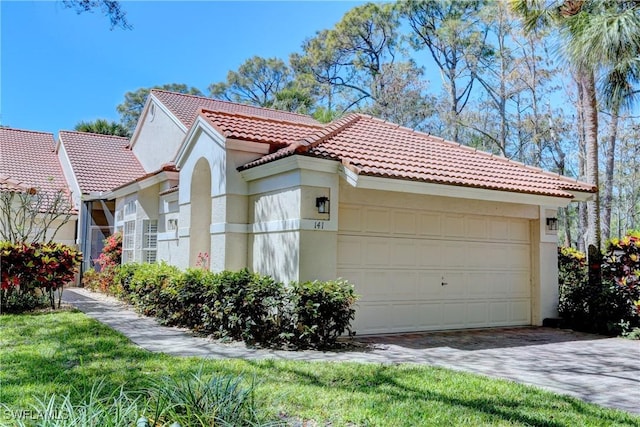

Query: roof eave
[[341, 167, 576, 208]]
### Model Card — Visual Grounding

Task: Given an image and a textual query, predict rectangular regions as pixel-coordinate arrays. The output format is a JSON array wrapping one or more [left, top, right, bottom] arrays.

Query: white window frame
[[142, 219, 158, 264], [122, 220, 135, 263]]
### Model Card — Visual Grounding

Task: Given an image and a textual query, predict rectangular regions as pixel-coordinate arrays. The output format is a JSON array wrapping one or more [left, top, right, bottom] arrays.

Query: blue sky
[[1, 1, 362, 135]]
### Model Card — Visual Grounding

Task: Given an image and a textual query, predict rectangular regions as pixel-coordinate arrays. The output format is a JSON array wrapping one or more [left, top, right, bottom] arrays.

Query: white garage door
[[337, 204, 531, 335]]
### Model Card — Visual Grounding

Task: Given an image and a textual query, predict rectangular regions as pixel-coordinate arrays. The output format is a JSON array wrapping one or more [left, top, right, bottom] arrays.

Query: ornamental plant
[[0, 241, 82, 312], [84, 232, 123, 295], [558, 231, 640, 336], [602, 231, 640, 334]]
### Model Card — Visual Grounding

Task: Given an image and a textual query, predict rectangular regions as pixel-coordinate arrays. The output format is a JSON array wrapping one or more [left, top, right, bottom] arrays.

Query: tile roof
[[199, 108, 322, 149], [240, 114, 596, 199], [0, 128, 70, 204], [151, 89, 321, 129], [59, 131, 146, 194], [0, 175, 35, 193]]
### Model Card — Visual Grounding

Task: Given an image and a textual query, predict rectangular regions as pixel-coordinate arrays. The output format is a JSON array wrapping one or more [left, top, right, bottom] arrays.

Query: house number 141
[[314, 221, 324, 230]]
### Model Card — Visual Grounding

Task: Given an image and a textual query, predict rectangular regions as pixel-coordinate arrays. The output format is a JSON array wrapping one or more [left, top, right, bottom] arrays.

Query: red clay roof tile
[[0, 128, 70, 202], [240, 114, 596, 199], [151, 90, 321, 129], [59, 131, 146, 194], [199, 108, 322, 148]]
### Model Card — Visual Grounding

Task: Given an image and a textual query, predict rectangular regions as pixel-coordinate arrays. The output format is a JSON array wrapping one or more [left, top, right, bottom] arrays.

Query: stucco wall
[[132, 100, 186, 172]]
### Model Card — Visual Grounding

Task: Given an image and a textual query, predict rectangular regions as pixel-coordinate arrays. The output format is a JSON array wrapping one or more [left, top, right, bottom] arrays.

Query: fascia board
[[566, 190, 596, 202], [226, 138, 270, 154], [341, 168, 574, 208], [56, 135, 83, 206], [106, 171, 179, 200], [240, 155, 339, 182]]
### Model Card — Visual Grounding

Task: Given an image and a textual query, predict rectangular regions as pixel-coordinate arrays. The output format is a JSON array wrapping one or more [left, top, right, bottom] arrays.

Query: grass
[[1, 310, 639, 427]]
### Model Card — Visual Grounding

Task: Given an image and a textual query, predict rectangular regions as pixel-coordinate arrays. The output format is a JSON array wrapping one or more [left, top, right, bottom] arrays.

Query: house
[[0, 127, 76, 245], [103, 90, 596, 335], [1, 91, 596, 335], [56, 131, 147, 271]]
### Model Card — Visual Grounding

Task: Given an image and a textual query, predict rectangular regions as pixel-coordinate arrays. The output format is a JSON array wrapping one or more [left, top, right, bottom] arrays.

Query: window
[[124, 200, 136, 217], [143, 219, 158, 263], [122, 220, 135, 263]]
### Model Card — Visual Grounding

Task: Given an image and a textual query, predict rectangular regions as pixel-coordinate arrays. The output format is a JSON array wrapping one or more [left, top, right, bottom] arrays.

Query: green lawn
[[1, 310, 639, 426]]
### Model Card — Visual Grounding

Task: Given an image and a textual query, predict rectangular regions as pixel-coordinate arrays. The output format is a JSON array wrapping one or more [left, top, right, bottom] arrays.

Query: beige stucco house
[[1, 91, 596, 335], [99, 90, 596, 335]]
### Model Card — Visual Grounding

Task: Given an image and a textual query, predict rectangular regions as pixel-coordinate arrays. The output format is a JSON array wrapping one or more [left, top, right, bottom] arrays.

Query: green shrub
[[126, 263, 181, 318], [1, 291, 48, 313], [289, 279, 357, 349], [202, 270, 286, 345], [84, 260, 358, 349], [161, 268, 217, 331]]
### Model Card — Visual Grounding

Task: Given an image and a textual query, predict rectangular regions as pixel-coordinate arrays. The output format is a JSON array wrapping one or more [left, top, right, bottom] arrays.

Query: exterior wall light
[[316, 196, 330, 214], [546, 217, 558, 231]]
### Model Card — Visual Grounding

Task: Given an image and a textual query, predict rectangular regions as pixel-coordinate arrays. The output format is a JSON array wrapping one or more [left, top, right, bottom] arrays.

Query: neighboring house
[[56, 131, 147, 271], [0, 91, 598, 335], [0, 127, 76, 245], [107, 91, 596, 335]]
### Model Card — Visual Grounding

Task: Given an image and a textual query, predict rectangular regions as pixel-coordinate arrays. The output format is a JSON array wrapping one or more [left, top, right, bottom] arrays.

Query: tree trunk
[[581, 69, 601, 251], [575, 72, 587, 252], [601, 106, 618, 242]]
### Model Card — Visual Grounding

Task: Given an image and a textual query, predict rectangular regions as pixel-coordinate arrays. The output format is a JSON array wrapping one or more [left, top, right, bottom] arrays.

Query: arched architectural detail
[[189, 157, 212, 267]]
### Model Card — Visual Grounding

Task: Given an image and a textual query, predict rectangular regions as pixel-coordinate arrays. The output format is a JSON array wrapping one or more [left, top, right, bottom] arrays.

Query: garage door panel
[[364, 238, 390, 266], [441, 242, 466, 267], [340, 206, 362, 232], [443, 215, 466, 238], [365, 208, 390, 233], [394, 211, 417, 235], [466, 217, 488, 239], [441, 272, 466, 299], [511, 300, 531, 323], [418, 212, 442, 236], [418, 242, 442, 267], [467, 302, 490, 326], [509, 220, 530, 242], [339, 206, 531, 334], [489, 302, 510, 323], [442, 303, 467, 328], [390, 241, 417, 266]]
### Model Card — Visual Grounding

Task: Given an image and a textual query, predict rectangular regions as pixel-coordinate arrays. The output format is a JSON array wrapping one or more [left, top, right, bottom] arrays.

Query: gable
[[130, 98, 189, 172]]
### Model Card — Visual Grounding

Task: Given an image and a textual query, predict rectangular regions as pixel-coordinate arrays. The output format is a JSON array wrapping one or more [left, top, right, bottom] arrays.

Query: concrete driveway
[[63, 288, 640, 414]]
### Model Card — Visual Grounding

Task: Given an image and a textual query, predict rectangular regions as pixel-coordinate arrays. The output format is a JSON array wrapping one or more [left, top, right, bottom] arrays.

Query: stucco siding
[[132, 100, 186, 172]]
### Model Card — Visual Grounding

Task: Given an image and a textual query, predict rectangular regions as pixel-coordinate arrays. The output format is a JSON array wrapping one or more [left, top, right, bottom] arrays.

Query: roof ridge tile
[[200, 108, 322, 129], [151, 89, 319, 121], [294, 114, 363, 153]]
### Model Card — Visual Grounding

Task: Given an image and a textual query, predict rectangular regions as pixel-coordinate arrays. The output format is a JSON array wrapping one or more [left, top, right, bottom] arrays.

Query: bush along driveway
[[62, 287, 640, 415]]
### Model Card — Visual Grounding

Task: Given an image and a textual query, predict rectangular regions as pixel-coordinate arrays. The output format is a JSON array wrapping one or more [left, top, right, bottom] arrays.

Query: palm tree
[[511, 0, 640, 251], [74, 119, 130, 138]]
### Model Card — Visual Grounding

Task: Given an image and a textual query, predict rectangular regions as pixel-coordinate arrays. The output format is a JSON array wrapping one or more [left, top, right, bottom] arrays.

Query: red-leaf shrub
[[0, 241, 82, 312]]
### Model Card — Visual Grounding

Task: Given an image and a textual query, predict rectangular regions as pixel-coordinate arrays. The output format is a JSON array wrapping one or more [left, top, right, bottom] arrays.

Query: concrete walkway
[[62, 288, 640, 415]]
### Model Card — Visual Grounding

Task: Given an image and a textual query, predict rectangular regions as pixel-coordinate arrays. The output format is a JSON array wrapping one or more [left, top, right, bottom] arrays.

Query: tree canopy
[[75, 119, 130, 137], [116, 84, 203, 133], [61, 0, 131, 29]]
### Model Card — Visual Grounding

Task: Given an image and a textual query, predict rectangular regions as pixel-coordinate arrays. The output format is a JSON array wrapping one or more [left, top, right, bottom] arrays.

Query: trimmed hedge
[[91, 262, 357, 349]]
